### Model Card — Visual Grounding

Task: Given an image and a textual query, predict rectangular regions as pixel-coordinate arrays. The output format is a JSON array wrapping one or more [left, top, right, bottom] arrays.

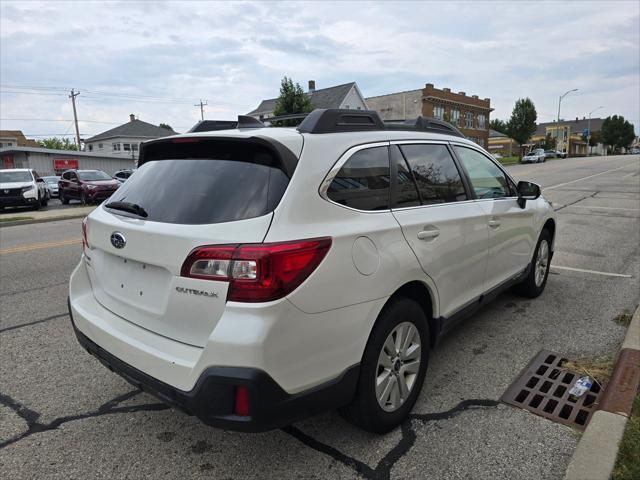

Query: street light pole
[[587, 106, 604, 155], [556, 88, 578, 154]]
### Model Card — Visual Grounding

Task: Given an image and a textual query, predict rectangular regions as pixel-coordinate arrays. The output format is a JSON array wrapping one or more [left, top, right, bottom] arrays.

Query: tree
[[159, 123, 173, 131], [37, 137, 78, 151], [506, 98, 537, 156], [541, 133, 556, 150], [272, 76, 313, 126], [601, 115, 635, 152], [489, 119, 508, 134]]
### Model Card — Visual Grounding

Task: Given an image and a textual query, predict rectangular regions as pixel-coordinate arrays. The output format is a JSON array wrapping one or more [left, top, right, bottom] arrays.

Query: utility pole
[[556, 88, 578, 155], [69, 89, 82, 150], [194, 99, 208, 121], [587, 106, 604, 156]]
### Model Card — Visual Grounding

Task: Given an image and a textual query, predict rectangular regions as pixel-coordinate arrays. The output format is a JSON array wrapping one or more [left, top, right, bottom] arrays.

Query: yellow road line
[[0, 238, 81, 255]]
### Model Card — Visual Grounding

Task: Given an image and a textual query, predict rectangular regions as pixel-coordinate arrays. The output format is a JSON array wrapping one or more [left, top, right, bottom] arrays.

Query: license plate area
[[95, 252, 171, 314]]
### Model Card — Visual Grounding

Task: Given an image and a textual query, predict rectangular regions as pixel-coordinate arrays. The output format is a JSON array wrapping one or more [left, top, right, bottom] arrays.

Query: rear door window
[[398, 144, 467, 205], [326, 146, 390, 211], [107, 142, 290, 225]]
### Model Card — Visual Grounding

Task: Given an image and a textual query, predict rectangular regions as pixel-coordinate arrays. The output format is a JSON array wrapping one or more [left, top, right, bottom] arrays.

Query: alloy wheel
[[535, 239, 549, 287], [376, 322, 421, 412]]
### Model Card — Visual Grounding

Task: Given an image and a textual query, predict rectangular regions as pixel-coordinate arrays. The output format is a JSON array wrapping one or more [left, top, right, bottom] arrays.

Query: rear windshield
[[107, 142, 289, 225]]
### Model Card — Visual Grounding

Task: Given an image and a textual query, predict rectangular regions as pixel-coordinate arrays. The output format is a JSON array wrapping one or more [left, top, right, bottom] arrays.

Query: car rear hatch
[[83, 134, 301, 347]]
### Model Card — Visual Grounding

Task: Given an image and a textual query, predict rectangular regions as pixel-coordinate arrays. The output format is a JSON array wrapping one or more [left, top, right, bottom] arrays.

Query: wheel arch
[[542, 217, 556, 254], [385, 281, 439, 349]]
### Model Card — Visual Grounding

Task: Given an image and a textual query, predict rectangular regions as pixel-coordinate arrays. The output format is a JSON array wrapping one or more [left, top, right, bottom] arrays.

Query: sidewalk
[[0, 205, 95, 227], [565, 306, 640, 480]]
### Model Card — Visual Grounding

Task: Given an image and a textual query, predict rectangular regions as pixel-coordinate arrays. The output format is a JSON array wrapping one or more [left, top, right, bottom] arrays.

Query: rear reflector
[[181, 237, 332, 302], [234, 386, 250, 416]]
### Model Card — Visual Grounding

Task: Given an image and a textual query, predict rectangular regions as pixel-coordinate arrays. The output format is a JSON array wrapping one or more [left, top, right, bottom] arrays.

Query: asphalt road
[[1, 154, 638, 479]]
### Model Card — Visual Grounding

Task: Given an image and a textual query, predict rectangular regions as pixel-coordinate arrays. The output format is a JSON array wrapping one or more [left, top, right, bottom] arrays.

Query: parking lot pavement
[[1, 155, 638, 479]]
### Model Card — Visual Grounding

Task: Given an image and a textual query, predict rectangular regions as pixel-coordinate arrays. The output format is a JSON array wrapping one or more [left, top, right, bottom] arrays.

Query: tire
[[33, 195, 41, 211], [60, 190, 69, 205], [41, 193, 48, 207], [340, 298, 430, 433], [80, 191, 88, 205], [513, 229, 552, 298]]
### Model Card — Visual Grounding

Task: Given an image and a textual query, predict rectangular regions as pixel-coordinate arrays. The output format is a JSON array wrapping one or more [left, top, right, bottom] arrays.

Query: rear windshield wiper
[[105, 201, 148, 218]]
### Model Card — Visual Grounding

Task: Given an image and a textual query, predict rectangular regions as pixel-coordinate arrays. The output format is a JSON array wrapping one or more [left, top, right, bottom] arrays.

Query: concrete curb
[[564, 306, 640, 480], [0, 212, 88, 227]]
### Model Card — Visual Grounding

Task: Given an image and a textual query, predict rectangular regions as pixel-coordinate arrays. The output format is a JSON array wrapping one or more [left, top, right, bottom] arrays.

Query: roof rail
[[296, 109, 465, 137], [187, 115, 265, 133], [297, 109, 384, 134], [263, 113, 310, 125], [385, 116, 465, 138]]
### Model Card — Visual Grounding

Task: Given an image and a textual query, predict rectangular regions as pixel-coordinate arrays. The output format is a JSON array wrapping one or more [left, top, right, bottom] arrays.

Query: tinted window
[[108, 147, 289, 225], [454, 146, 510, 199], [399, 144, 467, 204], [391, 146, 420, 207], [327, 146, 390, 211]]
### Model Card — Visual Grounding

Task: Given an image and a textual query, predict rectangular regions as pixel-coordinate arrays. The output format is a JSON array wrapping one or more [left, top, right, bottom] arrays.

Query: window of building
[[132, 143, 139, 151], [112, 143, 121, 151], [433, 105, 444, 120], [450, 109, 460, 125], [327, 146, 390, 211], [465, 112, 473, 129], [477, 114, 486, 129], [98, 143, 103, 149], [123, 143, 131, 151], [398, 144, 467, 205], [454, 146, 510, 199], [88, 145, 93, 151]]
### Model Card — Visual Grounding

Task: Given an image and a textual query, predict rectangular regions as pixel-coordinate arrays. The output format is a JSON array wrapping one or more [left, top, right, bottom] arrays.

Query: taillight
[[82, 217, 89, 251], [181, 237, 332, 302]]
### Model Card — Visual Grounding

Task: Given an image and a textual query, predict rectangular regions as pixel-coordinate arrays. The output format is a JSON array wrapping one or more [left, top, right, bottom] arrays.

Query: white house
[[83, 115, 175, 159], [247, 81, 368, 120]]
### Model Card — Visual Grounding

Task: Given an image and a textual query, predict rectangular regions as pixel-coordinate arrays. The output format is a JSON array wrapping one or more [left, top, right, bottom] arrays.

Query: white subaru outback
[[69, 109, 556, 433]]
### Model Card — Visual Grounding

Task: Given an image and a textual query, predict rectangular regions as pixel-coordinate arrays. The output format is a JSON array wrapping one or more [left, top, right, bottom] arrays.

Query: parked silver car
[[522, 148, 546, 163], [42, 175, 61, 198]]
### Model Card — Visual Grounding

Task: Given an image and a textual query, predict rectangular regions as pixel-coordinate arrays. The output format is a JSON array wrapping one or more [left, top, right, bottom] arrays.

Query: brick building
[[366, 83, 493, 148]]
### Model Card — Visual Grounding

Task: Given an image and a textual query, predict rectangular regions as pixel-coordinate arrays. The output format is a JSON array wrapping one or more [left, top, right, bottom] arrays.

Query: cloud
[[1, 0, 638, 138]]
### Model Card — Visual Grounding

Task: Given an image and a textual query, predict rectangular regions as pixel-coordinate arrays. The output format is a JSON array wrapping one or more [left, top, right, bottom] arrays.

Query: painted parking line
[[556, 205, 640, 212], [551, 265, 633, 278], [544, 162, 639, 190], [0, 238, 81, 255]]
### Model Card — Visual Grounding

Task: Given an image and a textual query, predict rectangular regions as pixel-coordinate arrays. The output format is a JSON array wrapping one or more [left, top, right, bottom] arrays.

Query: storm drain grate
[[500, 350, 603, 431]]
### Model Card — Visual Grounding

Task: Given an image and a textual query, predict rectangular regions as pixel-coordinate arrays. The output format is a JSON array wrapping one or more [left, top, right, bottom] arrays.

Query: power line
[[1, 118, 121, 124]]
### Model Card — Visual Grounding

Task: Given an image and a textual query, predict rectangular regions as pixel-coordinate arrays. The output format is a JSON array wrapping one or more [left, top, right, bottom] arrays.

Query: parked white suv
[[69, 109, 556, 433], [0, 168, 49, 211]]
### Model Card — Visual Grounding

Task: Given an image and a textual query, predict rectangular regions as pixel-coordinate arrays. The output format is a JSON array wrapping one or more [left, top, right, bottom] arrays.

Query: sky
[[1, 0, 639, 139]]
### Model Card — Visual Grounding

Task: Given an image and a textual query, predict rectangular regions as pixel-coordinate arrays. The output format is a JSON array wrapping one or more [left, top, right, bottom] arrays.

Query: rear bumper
[[69, 299, 358, 432]]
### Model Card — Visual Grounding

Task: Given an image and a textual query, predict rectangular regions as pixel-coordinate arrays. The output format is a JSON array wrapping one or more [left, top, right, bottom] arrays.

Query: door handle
[[417, 229, 440, 240], [488, 218, 501, 228]]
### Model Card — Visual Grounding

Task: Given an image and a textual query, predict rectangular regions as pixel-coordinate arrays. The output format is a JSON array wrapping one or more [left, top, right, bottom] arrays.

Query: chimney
[[308, 80, 316, 92], [472, 95, 478, 99], [425, 83, 434, 89], [443, 88, 451, 93], [458, 91, 466, 96], [129, 114, 136, 122], [575, 117, 579, 122]]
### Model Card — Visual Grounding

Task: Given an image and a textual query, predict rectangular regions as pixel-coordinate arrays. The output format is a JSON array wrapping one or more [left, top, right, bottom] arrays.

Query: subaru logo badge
[[110, 232, 126, 249]]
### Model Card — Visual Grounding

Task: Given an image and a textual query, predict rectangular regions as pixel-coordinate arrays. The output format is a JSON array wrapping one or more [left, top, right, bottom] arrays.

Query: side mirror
[[36, 178, 44, 183], [516, 181, 541, 208]]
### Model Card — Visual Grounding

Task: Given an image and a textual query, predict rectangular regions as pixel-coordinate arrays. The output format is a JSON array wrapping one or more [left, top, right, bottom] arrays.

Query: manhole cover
[[501, 350, 603, 431]]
